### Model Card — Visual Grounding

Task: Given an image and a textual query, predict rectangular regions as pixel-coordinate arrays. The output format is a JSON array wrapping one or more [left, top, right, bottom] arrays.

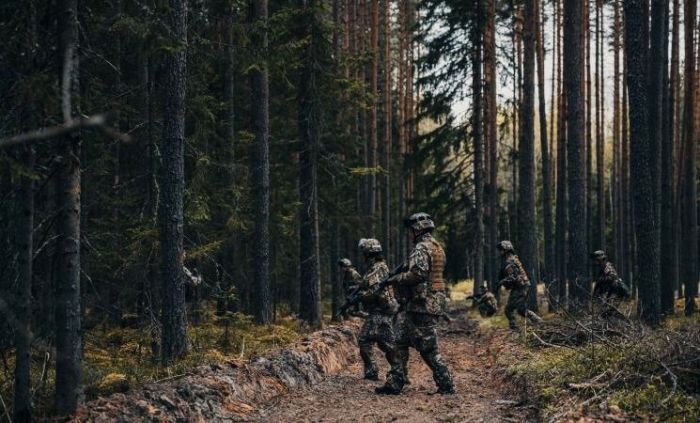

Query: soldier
[[591, 250, 630, 316], [338, 258, 362, 318], [466, 285, 498, 317], [497, 241, 542, 330], [353, 239, 403, 382], [375, 212, 455, 395]]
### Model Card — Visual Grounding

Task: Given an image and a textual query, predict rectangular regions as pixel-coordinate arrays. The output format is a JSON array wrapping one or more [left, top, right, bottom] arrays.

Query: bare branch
[[0, 114, 132, 149]]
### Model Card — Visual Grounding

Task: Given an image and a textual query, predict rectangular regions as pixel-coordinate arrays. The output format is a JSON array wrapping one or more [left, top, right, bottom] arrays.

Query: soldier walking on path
[[353, 239, 404, 383], [497, 241, 542, 330], [376, 212, 455, 395]]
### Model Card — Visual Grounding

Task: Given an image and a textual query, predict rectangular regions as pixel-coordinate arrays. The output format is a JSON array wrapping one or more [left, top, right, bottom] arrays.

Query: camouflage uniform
[[339, 260, 362, 318], [356, 258, 401, 381], [384, 231, 454, 394], [593, 259, 630, 316], [499, 253, 541, 330], [470, 290, 498, 317]]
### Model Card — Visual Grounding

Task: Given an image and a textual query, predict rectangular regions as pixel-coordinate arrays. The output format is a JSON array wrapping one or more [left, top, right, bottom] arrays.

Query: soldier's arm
[[498, 261, 519, 288], [393, 244, 430, 286]]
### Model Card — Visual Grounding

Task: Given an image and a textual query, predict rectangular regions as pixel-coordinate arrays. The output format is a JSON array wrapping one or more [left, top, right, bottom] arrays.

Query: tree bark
[[251, 0, 272, 323], [381, 0, 392, 261], [518, 0, 538, 310], [298, 0, 322, 328], [55, 0, 83, 414], [681, 0, 697, 316], [484, 0, 499, 295], [624, 0, 661, 324], [159, 0, 189, 362], [472, 0, 484, 295], [564, 0, 587, 312], [660, 0, 676, 315], [14, 145, 34, 423], [536, 0, 554, 306]]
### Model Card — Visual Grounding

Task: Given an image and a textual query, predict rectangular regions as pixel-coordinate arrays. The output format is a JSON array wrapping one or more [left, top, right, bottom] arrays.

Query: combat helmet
[[496, 240, 515, 253], [590, 250, 607, 261], [337, 258, 353, 268], [358, 238, 383, 254], [404, 212, 435, 233]]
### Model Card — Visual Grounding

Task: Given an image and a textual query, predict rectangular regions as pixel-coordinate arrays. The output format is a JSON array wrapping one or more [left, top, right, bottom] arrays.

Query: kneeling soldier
[[497, 241, 542, 330], [467, 285, 498, 317], [591, 250, 630, 317], [355, 239, 403, 382]]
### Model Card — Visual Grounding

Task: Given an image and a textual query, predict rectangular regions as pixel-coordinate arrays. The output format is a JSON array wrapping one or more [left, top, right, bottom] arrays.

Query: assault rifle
[[335, 262, 406, 319]]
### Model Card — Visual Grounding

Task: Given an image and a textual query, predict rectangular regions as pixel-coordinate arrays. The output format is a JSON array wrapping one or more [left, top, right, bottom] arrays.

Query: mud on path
[[246, 317, 533, 423]]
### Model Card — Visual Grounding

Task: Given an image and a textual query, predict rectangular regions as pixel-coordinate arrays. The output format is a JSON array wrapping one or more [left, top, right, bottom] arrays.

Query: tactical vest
[[427, 238, 446, 292], [513, 256, 530, 286]]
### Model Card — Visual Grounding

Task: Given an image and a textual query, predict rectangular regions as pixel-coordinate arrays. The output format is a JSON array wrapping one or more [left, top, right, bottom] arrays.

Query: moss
[[508, 315, 700, 421]]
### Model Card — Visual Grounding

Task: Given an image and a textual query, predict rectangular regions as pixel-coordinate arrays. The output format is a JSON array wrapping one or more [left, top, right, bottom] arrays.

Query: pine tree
[[251, 0, 272, 323], [159, 0, 189, 362], [55, 0, 83, 413]]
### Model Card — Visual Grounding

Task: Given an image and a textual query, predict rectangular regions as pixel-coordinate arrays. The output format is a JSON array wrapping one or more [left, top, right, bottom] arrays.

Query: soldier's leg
[[358, 320, 378, 380], [376, 320, 404, 391], [376, 312, 408, 394], [411, 314, 454, 394], [505, 291, 519, 330], [517, 289, 542, 323]]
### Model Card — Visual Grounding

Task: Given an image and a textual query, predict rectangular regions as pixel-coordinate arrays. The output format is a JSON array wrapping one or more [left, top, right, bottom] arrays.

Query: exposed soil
[[245, 315, 534, 423]]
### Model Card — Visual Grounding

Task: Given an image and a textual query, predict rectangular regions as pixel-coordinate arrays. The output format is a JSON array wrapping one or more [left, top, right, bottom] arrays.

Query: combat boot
[[526, 310, 542, 324], [375, 384, 402, 395]]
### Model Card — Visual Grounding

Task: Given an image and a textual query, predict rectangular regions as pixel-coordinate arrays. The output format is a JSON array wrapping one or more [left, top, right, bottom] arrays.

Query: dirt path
[[245, 317, 533, 423]]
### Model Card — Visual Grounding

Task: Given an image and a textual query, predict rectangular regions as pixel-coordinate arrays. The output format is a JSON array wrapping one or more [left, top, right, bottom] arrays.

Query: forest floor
[[245, 310, 535, 423]]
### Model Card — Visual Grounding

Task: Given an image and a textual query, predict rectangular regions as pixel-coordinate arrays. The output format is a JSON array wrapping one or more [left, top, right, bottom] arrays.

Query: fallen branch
[[0, 114, 131, 149]]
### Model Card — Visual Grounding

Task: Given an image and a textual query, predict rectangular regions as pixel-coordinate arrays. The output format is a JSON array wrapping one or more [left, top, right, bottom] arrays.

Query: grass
[[505, 312, 700, 422], [0, 304, 301, 420]]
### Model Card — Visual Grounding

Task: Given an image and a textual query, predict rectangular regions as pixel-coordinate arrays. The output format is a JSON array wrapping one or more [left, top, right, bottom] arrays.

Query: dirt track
[[246, 318, 533, 423]]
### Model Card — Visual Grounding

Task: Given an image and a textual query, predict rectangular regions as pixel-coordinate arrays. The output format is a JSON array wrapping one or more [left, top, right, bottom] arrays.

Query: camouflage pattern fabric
[[395, 233, 447, 315], [357, 259, 401, 380], [500, 253, 540, 329], [358, 313, 402, 380], [593, 261, 630, 317], [391, 311, 452, 392], [498, 255, 530, 290], [381, 233, 454, 393], [475, 292, 498, 317]]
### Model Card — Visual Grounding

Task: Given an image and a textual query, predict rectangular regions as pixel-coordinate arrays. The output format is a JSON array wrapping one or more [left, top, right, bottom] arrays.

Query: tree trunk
[[14, 146, 34, 423], [518, 0, 538, 310], [536, 0, 554, 306], [14, 4, 37, 420], [298, 0, 322, 328], [564, 0, 587, 312], [55, 0, 83, 414], [555, 0, 568, 309], [595, 0, 606, 251], [381, 0, 392, 260], [251, 0, 272, 323], [472, 0, 484, 295], [367, 0, 378, 220], [484, 0, 499, 295], [681, 0, 698, 316], [660, 0, 675, 315], [159, 0, 189, 362], [623, 0, 661, 324]]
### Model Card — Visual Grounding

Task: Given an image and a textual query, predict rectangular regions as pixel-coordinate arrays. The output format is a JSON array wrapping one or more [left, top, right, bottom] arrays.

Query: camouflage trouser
[[358, 313, 403, 382], [389, 311, 453, 392], [505, 287, 540, 329]]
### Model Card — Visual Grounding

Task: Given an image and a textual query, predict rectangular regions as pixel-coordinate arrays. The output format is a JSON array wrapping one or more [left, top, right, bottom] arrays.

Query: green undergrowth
[[506, 313, 700, 422], [0, 305, 301, 420]]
